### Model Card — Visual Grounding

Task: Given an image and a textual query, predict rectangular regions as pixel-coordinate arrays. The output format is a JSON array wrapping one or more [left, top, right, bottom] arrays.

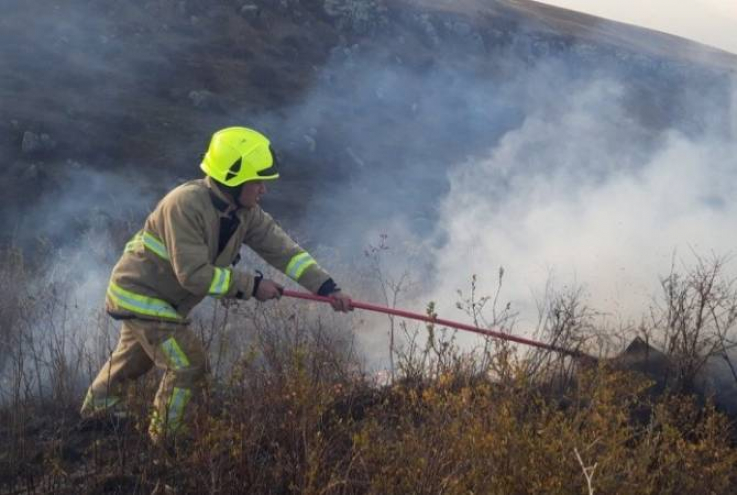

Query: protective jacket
[[106, 177, 332, 322]]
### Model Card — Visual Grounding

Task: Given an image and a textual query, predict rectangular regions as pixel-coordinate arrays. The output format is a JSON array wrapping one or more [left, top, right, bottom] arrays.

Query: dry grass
[[0, 246, 736, 494]]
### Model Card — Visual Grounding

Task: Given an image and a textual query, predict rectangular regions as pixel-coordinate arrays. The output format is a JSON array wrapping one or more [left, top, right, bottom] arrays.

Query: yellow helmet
[[200, 127, 280, 186]]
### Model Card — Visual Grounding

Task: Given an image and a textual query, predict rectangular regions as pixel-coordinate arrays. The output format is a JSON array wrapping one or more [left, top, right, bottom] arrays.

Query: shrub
[[2, 246, 737, 493]]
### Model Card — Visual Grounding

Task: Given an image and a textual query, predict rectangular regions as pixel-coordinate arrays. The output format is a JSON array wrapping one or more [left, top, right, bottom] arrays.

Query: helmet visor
[[254, 146, 279, 179]]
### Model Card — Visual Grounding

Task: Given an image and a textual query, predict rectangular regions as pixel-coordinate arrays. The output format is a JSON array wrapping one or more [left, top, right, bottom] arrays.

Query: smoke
[[427, 80, 737, 328], [277, 42, 737, 411], [4, 1, 737, 401], [278, 47, 736, 335], [0, 165, 158, 400]]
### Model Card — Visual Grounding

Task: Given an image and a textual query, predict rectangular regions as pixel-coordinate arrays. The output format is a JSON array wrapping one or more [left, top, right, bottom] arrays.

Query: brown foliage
[[1, 250, 737, 493]]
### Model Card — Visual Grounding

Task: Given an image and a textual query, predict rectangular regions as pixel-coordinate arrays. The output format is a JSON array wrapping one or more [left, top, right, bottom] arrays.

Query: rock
[[21, 131, 41, 154], [240, 4, 259, 17], [19, 130, 54, 155]]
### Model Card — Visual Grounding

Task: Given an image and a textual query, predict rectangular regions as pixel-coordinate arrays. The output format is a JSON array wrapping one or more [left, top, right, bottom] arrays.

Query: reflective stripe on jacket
[[106, 177, 331, 322]]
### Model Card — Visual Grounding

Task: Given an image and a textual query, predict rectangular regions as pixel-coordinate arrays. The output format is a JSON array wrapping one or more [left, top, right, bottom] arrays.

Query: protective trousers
[[81, 318, 208, 443]]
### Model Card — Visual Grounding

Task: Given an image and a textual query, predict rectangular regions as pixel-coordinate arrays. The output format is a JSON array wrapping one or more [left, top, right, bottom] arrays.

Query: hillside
[[409, 0, 737, 69], [1, 0, 734, 249], [2, 1, 737, 493]]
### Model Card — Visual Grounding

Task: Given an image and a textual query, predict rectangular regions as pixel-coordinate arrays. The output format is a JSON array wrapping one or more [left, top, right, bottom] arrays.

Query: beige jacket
[[106, 177, 332, 322]]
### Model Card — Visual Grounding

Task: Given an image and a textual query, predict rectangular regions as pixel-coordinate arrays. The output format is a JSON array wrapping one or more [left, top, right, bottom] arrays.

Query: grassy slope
[[405, 0, 737, 70], [2, 1, 737, 492]]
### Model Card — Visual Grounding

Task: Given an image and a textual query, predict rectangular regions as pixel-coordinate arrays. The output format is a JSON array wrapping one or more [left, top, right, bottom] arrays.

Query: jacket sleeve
[[158, 194, 253, 299], [243, 207, 332, 294]]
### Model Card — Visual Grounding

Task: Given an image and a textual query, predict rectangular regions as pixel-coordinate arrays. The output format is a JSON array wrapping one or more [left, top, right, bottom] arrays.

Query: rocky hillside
[[1, 0, 734, 249]]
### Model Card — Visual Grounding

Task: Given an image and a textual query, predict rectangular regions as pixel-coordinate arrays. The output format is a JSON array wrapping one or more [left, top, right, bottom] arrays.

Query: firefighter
[[80, 127, 352, 444]]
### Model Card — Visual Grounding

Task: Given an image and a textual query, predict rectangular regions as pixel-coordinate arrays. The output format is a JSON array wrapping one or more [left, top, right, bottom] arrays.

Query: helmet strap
[[214, 180, 245, 208]]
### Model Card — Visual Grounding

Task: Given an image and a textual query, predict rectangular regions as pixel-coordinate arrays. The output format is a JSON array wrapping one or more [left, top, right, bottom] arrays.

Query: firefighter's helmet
[[200, 127, 279, 186]]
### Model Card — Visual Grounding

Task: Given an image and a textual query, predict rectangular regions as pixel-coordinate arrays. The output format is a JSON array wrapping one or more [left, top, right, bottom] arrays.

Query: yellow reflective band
[[83, 390, 121, 411], [107, 282, 181, 320], [150, 409, 163, 435], [141, 231, 169, 260], [151, 387, 192, 435], [161, 337, 191, 370], [167, 387, 192, 432], [123, 231, 169, 260], [208, 267, 232, 297], [124, 235, 144, 254], [285, 252, 317, 281]]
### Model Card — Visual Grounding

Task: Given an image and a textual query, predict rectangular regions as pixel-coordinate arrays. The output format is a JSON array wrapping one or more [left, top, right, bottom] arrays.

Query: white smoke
[[5, 0, 737, 393], [425, 78, 737, 335], [278, 47, 735, 354], [0, 166, 157, 402]]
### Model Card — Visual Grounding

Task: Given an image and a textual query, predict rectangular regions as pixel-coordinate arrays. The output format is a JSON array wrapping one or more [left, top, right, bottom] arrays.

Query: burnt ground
[[0, 405, 152, 494]]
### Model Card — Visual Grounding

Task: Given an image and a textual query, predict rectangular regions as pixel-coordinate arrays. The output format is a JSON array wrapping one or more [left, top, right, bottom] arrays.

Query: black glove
[[317, 278, 340, 296], [235, 270, 263, 300]]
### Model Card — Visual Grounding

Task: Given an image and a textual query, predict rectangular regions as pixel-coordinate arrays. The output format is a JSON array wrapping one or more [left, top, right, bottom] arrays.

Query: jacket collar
[[205, 177, 239, 214]]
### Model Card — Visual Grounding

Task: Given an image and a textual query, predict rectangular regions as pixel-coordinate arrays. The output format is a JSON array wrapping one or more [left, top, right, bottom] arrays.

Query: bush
[[352, 368, 737, 495], [2, 246, 737, 493]]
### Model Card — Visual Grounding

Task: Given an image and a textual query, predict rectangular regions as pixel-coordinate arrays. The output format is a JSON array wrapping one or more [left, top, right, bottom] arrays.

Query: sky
[[537, 0, 737, 54]]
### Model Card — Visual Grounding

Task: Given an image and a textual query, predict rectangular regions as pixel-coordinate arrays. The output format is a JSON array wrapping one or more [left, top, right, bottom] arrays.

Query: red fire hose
[[281, 289, 588, 359]]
